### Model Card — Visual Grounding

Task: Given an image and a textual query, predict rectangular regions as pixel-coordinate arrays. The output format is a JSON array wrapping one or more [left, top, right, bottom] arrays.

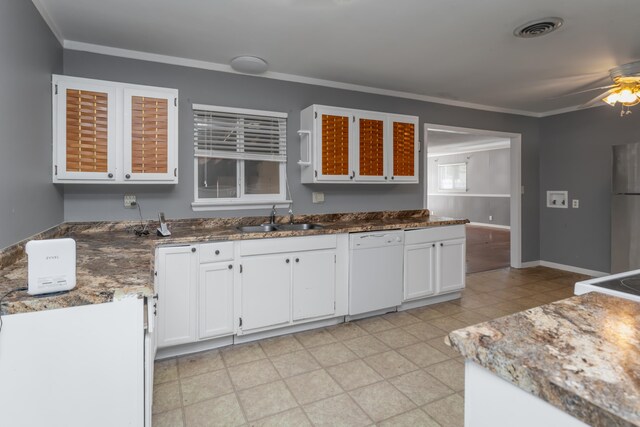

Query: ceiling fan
[[568, 60, 640, 116]]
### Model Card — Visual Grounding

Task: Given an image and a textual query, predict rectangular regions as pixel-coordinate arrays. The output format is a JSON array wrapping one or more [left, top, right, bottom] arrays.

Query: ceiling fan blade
[[548, 84, 618, 100], [582, 89, 616, 108]]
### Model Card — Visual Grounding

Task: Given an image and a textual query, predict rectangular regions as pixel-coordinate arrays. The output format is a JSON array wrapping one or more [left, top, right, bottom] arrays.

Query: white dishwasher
[[349, 230, 404, 316]]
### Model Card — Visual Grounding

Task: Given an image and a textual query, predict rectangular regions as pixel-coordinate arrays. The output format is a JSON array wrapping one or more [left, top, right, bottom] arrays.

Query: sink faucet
[[269, 205, 277, 225]]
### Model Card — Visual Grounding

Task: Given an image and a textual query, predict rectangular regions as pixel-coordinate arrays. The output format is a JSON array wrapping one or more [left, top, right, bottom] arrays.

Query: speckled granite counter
[[0, 210, 467, 315], [447, 292, 640, 427]]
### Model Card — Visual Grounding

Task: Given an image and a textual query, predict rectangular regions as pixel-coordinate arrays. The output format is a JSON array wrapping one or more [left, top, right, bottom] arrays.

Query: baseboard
[[467, 222, 510, 230], [539, 260, 608, 277], [517, 259, 608, 277]]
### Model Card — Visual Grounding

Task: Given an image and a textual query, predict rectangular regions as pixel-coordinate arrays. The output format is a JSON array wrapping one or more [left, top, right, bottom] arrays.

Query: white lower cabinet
[[199, 261, 235, 340], [438, 238, 466, 293], [293, 250, 336, 321], [404, 242, 437, 300], [240, 254, 292, 332], [156, 245, 198, 348], [404, 225, 466, 301]]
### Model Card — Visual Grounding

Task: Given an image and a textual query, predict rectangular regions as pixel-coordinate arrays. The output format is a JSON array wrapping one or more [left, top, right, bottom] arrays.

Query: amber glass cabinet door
[[389, 115, 419, 183], [354, 112, 387, 182], [314, 107, 353, 182], [54, 79, 117, 181], [123, 88, 178, 182]]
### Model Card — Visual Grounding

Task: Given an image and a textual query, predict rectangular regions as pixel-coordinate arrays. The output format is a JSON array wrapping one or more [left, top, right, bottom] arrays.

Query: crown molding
[[31, 0, 64, 46]]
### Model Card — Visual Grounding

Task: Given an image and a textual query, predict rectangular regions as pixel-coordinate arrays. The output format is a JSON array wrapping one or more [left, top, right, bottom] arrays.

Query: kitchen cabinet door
[[240, 254, 291, 333], [198, 262, 235, 340], [437, 238, 466, 293], [123, 88, 178, 182], [355, 112, 387, 182], [53, 77, 117, 182], [314, 106, 354, 182], [292, 250, 336, 321], [404, 242, 437, 301], [389, 115, 419, 183], [156, 246, 198, 347]]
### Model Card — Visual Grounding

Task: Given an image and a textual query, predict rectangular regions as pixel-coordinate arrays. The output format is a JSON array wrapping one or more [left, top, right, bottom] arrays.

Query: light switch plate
[[546, 191, 568, 208]]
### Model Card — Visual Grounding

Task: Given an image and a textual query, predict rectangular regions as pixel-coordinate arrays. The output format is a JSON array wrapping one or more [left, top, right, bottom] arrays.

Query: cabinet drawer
[[239, 235, 337, 256], [405, 225, 465, 245], [199, 242, 234, 263]]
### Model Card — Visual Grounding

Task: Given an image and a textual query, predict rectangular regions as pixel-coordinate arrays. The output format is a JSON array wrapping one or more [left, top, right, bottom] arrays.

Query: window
[[438, 163, 467, 192], [192, 104, 289, 210]]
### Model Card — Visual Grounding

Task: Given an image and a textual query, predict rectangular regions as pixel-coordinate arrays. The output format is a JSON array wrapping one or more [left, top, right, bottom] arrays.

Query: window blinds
[[194, 107, 287, 162]]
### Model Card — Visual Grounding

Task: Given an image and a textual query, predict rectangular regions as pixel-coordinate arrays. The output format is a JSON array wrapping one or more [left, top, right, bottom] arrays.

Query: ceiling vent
[[514, 18, 563, 38]]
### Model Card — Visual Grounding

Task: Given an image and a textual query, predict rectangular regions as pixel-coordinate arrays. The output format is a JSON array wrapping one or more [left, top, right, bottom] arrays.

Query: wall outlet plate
[[572, 199, 579, 208], [312, 192, 325, 204], [546, 191, 568, 208], [124, 194, 137, 208]]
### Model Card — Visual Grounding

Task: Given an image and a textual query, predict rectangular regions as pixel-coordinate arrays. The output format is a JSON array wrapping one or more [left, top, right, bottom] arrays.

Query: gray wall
[[62, 50, 541, 263], [540, 106, 640, 273], [0, 1, 63, 249], [427, 148, 510, 226]]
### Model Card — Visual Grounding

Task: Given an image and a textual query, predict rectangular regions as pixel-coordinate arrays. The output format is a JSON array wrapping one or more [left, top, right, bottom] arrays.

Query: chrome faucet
[[269, 205, 277, 225]]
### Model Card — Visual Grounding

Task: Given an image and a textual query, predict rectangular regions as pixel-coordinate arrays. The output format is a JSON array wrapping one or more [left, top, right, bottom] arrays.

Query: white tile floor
[[153, 266, 586, 426]]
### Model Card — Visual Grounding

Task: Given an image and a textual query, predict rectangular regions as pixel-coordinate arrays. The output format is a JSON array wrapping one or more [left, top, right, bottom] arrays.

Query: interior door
[[240, 254, 291, 333], [292, 250, 336, 321]]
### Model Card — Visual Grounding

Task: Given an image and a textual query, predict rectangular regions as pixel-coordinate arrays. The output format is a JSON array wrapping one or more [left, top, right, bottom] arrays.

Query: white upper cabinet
[[52, 75, 178, 184], [299, 105, 419, 184]]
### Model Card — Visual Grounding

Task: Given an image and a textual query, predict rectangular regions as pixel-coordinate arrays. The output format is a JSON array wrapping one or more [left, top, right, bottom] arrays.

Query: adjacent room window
[[438, 162, 467, 192], [192, 104, 288, 210]]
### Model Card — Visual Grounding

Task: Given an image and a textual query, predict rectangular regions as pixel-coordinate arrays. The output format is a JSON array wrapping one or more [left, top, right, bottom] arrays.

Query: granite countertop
[[447, 292, 640, 427], [0, 210, 467, 315]]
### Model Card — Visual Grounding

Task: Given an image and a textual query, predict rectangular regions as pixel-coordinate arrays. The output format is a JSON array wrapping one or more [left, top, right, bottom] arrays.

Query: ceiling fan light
[[618, 88, 637, 104], [604, 92, 620, 106]]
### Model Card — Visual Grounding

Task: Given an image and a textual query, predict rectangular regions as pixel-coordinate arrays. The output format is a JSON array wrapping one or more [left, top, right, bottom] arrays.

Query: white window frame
[[437, 162, 467, 193], [191, 104, 290, 211]]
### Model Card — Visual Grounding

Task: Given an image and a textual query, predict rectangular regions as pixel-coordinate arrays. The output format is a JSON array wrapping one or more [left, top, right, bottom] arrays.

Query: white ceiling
[[427, 130, 510, 155], [33, 0, 640, 116]]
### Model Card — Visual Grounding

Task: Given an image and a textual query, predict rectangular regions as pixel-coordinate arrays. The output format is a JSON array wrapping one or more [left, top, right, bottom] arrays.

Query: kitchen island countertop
[[447, 292, 640, 427], [0, 210, 467, 315]]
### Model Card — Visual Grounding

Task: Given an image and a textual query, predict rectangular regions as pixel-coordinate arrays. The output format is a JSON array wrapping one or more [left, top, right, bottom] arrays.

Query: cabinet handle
[[295, 258, 300, 263], [215, 250, 220, 255], [191, 247, 196, 253], [107, 173, 113, 178], [228, 264, 233, 269], [286, 258, 290, 263], [125, 174, 131, 179]]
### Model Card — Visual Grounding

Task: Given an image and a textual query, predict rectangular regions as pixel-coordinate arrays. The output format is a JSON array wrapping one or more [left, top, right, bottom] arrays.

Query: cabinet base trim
[[235, 317, 343, 344], [399, 292, 462, 311], [156, 335, 233, 360]]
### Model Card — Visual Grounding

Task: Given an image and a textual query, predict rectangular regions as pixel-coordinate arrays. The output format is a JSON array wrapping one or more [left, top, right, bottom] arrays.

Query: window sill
[[191, 200, 292, 212]]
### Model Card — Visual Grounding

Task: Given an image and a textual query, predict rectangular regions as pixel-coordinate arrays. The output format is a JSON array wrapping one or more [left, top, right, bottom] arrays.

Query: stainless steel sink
[[277, 223, 324, 231], [236, 223, 324, 233], [236, 224, 280, 233]]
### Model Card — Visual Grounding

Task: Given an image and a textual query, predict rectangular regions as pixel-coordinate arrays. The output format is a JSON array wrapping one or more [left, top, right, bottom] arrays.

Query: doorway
[[423, 124, 522, 271]]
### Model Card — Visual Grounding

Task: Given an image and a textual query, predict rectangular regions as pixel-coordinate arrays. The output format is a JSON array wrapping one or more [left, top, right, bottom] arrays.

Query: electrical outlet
[[312, 192, 325, 204], [572, 199, 579, 208], [124, 194, 137, 208], [489, 215, 493, 221]]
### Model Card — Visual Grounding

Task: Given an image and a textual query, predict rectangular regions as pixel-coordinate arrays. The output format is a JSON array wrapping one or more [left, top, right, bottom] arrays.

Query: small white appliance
[[349, 230, 404, 316], [25, 238, 77, 295], [574, 269, 640, 302]]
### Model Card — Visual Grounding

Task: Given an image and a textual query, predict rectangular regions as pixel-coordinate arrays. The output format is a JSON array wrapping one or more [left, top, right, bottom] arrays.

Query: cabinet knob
[[191, 247, 196, 253], [295, 258, 300, 263], [107, 173, 113, 178], [228, 264, 233, 269], [384, 176, 388, 180], [391, 176, 395, 180], [215, 250, 220, 255], [125, 174, 131, 179], [286, 258, 290, 263], [440, 243, 444, 247], [432, 243, 435, 247]]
